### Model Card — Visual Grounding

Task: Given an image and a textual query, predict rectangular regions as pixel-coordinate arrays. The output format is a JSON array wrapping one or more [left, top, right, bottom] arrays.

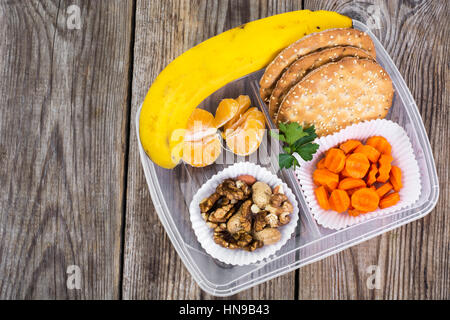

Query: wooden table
[[0, 0, 448, 300]]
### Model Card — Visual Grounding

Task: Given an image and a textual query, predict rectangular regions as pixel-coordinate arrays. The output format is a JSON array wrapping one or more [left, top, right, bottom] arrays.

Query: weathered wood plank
[[0, 0, 134, 299], [123, 0, 302, 300], [299, 0, 449, 299]]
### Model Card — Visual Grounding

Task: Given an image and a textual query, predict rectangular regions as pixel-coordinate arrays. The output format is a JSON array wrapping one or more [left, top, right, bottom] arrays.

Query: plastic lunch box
[[135, 20, 439, 296]]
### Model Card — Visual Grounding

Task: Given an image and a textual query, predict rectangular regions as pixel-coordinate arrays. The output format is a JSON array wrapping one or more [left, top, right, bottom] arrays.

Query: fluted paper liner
[[189, 162, 299, 266], [295, 119, 421, 230]]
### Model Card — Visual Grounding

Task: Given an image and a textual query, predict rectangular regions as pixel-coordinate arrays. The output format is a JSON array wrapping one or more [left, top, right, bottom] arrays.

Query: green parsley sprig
[[270, 123, 319, 170]]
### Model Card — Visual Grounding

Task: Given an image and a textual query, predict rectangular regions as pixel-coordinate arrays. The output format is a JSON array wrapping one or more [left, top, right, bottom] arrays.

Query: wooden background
[[0, 0, 448, 300]]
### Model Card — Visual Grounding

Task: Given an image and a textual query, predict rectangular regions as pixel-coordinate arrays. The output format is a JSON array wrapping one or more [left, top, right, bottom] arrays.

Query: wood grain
[[122, 0, 302, 300], [0, 0, 134, 299], [0, 0, 447, 300], [299, 0, 449, 300]]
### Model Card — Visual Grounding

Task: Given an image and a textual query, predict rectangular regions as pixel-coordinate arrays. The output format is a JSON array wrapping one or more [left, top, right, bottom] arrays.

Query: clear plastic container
[[135, 20, 439, 296]]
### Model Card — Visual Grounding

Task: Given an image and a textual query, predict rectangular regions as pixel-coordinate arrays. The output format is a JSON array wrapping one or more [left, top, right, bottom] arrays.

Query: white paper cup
[[295, 119, 421, 230], [189, 162, 299, 266]]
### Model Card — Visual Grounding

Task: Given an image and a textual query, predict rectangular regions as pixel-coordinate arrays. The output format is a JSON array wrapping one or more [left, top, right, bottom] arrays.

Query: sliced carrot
[[338, 178, 366, 190], [348, 202, 354, 210], [329, 189, 350, 213], [376, 182, 393, 198], [366, 136, 392, 155], [345, 152, 370, 179], [366, 163, 378, 186], [354, 144, 380, 163], [377, 154, 393, 183], [379, 192, 400, 209], [315, 186, 330, 210], [340, 167, 352, 178], [348, 208, 367, 217], [390, 166, 403, 191], [313, 169, 339, 191], [347, 187, 364, 196], [317, 158, 326, 169], [339, 139, 362, 154], [324, 148, 346, 173], [351, 188, 380, 212]]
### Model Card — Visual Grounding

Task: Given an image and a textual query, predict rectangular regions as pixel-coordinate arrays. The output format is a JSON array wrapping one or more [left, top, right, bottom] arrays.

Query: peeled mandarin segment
[[226, 127, 264, 156], [315, 186, 331, 210], [351, 188, 380, 212], [390, 166, 403, 191], [214, 99, 240, 128], [345, 152, 370, 178], [366, 163, 378, 186], [313, 169, 339, 191], [185, 108, 217, 141], [377, 154, 393, 183], [324, 148, 346, 173], [225, 111, 265, 156], [329, 189, 350, 213], [339, 139, 362, 154], [366, 136, 392, 155], [379, 192, 400, 209], [354, 144, 380, 163], [235, 95, 251, 110], [223, 95, 251, 131], [338, 178, 366, 190], [317, 158, 326, 169], [376, 182, 393, 198], [182, 134, 221, 167], [225, 107, 260, 135]]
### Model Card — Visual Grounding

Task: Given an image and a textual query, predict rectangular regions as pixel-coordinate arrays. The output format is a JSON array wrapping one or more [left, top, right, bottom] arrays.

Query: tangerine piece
[[324, 148, 346, 173], [379, 192, 400, 209], [351, 188, 380, 212], [329, 189, 350, 213], [366, 136, 392, 155], [182, 134, 221, 167], [184, 108, 217, 141], [214, 98, 240, 128], [315, 186, 331, 210], [345, 153, 370, 178], [223, 95, 251, 131], [354, 144, 380, 163], [390, 166, 403, 191], [225, 109, 265, 156], [339, 139, 362, 154], [313, 168, 339, 191], [225, 107, 263, 134]]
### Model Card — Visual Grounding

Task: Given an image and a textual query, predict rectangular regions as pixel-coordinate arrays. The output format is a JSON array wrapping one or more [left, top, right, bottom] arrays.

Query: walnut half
[[239, 200, 268, 233], [213, 226, 262, 252]]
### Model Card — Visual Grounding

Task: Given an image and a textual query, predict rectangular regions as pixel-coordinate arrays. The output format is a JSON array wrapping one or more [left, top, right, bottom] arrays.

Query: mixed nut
[[199, 175, 293, 251]]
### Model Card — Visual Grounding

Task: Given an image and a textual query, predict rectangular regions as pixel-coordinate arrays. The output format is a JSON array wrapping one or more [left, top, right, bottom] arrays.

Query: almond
[[236, 174, 256, 186]]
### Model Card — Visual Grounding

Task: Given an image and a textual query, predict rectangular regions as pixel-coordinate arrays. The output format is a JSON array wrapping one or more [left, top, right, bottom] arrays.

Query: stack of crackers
[[260, 28, 394, 137]]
